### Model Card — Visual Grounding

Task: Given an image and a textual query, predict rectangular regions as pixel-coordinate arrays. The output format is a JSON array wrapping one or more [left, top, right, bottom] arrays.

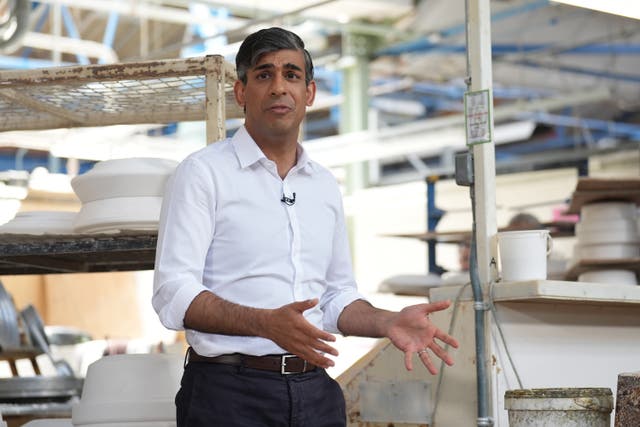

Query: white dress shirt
[[152, 126, 365, 357]]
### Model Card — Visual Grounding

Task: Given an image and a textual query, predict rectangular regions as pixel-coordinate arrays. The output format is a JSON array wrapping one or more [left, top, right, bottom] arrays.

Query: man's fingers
[[423, 299, 452, 314], [404, 351, 414, 371], [428, 341, 454, 366], [314, 338, 339, 357], [435, 329, 460, 349], [417, 350, 437, 375]]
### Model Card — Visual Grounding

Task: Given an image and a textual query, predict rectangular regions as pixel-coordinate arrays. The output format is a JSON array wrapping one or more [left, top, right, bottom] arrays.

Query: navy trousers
[[176, 360, 347, 426]]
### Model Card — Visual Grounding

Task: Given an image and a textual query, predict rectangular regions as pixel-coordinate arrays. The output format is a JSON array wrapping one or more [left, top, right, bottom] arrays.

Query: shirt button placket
[[282, 181, 303, 300]]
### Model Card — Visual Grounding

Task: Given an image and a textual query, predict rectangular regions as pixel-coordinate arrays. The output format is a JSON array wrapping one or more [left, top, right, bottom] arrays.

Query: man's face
[[234, 49, 316, 142]]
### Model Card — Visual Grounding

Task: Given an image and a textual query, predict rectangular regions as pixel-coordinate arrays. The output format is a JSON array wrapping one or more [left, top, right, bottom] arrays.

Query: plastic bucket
[[497, 230, 552, 282], [505, 388, 613, 427]]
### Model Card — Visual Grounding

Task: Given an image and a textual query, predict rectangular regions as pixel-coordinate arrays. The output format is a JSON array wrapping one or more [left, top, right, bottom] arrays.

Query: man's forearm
[[337, 299, 394, 338], [183, 290, 270, 336]]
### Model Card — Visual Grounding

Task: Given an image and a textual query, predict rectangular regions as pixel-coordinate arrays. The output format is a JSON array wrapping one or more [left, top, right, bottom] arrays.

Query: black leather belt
[[186, 348, 317, 375]]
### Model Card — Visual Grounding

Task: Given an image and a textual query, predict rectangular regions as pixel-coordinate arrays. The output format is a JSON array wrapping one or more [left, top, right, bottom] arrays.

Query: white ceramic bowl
[[578, 269, 638, 286], [71, 158, 177, 203], [72, 196, 163, 233], [580, 202, 637, 222], [574, 242, 640, 260], [72, 353, 182, 425]]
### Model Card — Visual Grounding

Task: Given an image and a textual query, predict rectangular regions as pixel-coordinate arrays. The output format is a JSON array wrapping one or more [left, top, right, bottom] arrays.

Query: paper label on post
[[464, 89, 492, 145]]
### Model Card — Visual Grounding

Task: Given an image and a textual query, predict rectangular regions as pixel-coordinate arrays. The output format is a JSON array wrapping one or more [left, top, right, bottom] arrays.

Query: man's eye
[[286, 72, 300, 79], [257, 72, 270, 80]]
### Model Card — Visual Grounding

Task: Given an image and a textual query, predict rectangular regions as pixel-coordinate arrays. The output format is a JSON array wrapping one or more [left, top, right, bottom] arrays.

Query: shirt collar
[[232, 126, 317, 175]]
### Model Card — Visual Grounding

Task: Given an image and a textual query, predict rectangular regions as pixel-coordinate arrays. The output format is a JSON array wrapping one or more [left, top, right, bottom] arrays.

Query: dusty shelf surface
[[0, 231, 157, 275]]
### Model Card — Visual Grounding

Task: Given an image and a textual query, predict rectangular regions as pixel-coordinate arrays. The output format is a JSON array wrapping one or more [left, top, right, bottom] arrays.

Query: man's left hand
[[384, 300, 459, 374]]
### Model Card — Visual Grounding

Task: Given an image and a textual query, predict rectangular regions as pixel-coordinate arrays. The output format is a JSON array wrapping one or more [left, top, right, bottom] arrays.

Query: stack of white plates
[[71, 158, 177, 233], [0, 211, 77, 235], [573, 201, 639, 285]]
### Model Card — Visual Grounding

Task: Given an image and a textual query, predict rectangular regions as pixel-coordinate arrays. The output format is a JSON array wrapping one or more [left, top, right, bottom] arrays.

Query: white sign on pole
[[464, 89, 492, 145]]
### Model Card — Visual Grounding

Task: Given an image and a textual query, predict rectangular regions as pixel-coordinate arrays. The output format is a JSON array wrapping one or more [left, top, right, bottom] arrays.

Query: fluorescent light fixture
[[551, 0, 640, 20]]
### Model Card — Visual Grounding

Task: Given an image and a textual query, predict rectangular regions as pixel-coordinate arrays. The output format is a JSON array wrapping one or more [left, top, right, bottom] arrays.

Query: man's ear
[[234, 80, 245, 108], [306, 80, 316, 107]]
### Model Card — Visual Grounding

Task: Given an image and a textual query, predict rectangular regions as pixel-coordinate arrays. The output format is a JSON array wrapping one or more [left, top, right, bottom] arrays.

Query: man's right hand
[[263, 299, 338, 369], [184, 292, 338, 369]]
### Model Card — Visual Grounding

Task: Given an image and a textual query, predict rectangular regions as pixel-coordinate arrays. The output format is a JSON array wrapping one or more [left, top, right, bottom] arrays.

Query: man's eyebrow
[[252, 62, 303, 72]]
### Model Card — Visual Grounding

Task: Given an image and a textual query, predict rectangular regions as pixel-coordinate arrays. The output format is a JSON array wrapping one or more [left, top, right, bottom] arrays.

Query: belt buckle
[[281, 354, 305, 375]]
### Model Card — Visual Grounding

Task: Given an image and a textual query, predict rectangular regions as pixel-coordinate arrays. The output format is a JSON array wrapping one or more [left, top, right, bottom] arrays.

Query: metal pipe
[[466, 0, 496, 425], [469, 181, 493, 427]]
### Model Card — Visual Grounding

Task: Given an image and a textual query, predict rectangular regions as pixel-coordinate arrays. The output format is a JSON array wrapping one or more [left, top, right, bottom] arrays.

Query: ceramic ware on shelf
[[71, 157, 176, 234], [576, 219, 640, 242], [72, 353, 182, 426], [0, 211, 77, 235], [71, 158, 178, 203], [580, 202, 637, 222], [72, 196, 163, 234], [578, 269, 638, 286], [574, 243, 640, 260], [574, 218, 639, 244]]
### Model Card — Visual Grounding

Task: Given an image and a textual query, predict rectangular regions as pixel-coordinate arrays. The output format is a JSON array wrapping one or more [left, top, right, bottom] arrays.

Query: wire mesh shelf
[[0, 55, 242, 134]]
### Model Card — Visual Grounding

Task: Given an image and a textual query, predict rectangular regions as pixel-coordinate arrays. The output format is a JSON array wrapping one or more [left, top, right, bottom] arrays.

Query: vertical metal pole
[[205, 55, 225, 144], [467, 0, 497, 426]]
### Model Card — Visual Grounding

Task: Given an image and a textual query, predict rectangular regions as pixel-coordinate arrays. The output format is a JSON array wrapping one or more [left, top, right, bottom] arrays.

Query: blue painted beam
[[100, 11, 119, 64], [518, 112, 640, 140], [437, 0, 550, 38], [60, 5, 89, 64], [376, 0, 550, 56], [377, 42, 640, 57], [511, 59, 640, 83], [0, 56, 73, 68]]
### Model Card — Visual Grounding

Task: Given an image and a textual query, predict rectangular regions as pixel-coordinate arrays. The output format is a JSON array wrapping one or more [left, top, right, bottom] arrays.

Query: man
[[153, 27, 459, 426]]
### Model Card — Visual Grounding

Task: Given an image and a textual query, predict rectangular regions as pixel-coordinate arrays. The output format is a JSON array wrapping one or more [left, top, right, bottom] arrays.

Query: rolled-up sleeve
[[152, 157, 215, 330], [320, 197, 366, 334]]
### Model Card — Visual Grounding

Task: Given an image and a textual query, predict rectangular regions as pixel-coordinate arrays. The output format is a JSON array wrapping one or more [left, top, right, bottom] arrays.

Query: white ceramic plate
[[71, 158, 177, 203], [73, 196, 162, 234]]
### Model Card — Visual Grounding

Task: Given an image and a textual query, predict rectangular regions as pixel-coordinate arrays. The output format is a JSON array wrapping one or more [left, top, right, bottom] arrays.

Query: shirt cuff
[[157, 280, 209, 331], [322, 290, 368, 334]]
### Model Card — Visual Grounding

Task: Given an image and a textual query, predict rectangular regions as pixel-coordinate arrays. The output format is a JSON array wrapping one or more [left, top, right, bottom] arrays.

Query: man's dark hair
[[235, 27, 314, 86]]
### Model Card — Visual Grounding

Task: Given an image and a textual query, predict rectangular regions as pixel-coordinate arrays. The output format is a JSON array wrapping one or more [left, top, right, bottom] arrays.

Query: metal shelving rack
[[0, 55, 240, 275]]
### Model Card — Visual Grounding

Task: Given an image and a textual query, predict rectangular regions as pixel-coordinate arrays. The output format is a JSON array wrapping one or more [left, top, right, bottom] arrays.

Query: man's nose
[[270, 74, 286, 96]]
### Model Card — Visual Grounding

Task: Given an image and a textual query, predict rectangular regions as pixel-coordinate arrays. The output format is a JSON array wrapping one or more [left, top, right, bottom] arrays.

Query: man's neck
[[255, 138, 298, 180]]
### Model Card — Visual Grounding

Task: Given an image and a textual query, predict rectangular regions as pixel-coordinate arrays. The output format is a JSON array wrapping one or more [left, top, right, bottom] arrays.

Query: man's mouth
[[268, 104, 292, 114]]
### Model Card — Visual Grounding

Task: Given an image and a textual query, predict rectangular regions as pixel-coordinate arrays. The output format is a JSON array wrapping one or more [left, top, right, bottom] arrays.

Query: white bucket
[[505, 388, 613, 426], [497, 230, 552, 282]]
